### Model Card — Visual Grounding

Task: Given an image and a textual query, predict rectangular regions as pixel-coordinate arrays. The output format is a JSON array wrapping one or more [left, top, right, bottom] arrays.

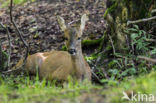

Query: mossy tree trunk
[[105, 0, 155, 53]]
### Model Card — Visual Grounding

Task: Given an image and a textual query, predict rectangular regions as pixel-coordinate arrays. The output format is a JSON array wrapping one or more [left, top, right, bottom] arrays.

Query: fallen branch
[[0, 23, 12, 69], [145, 39, 156, 42], [137, 56, 156, 64], [10, 0, 29, 69], [91, 68, 102, 84], [2, 67, 24, 75], [127, 16, 156, 26]]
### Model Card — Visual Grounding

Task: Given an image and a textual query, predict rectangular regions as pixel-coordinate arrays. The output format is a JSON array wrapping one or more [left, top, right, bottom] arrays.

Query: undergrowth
[[0, 68, 156, 103], [0, 75, 97, 103], [87, 24, 156, 84]]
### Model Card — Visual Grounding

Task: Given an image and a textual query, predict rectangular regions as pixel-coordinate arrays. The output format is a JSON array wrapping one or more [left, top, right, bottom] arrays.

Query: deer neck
[[71, 42, 86, 80]]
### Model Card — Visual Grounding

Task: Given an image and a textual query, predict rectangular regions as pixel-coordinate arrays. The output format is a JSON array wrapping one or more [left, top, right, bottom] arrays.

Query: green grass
[[0, 0, 35, 8], [0, 70, 156, 103], [0, 76, 99, 103], [105, 71, 156, 103]]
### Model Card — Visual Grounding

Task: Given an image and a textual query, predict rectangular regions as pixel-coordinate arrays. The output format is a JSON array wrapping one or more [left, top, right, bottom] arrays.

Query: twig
[[145, 39, 156, 42], [131, 38, 135, 55], [10, 0, 29, 68], [0, 23, 12, 69], [91, 69, 101, 83], [147, 25, 156, 34], [127, 16, 156, 26], [2, 67, 25, 75], [137, 56, 156, 64], [108, 34, 116, 54], [102, 67, 109, 79]]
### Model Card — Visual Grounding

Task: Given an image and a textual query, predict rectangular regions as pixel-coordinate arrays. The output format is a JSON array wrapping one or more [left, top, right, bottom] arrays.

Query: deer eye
[[77, 37, 81, 40]]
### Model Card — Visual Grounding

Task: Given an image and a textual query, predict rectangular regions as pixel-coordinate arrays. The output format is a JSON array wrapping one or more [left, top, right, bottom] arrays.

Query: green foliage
[[0, 0, 35, 8], [126, 25, 150, 54], [99, 24, 155, 82], [101, 79, 118, 86], [85, 53, 98, 63], [106, 56, 137, 81], [150, 47, 156, 55], [105, 69, 156, 103], [61, 45, 67, 51]]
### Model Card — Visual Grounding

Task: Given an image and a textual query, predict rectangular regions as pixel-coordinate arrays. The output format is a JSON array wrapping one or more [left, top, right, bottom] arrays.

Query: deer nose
[[68, 49, 76, 55]]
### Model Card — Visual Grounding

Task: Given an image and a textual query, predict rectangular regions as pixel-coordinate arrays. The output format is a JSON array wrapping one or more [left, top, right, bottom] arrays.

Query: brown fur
[[13, 51, 91, 81]]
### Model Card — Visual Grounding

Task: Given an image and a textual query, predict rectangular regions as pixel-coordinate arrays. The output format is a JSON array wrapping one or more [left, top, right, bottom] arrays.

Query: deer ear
[[79, 14, 88, 36], [57, 16, 67, 31]]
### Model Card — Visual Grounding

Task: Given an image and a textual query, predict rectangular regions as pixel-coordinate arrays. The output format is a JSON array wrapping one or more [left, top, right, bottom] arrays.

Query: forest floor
[[0, 0, 106, 66], [0, 0, 156, 103]]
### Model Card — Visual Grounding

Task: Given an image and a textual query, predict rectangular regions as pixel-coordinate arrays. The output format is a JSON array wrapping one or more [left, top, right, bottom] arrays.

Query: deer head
[[57, 14, 88, 56]]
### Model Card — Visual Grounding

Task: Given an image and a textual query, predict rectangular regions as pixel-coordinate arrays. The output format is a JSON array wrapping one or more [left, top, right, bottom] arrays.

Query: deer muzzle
[[68, 48, 76, 56]]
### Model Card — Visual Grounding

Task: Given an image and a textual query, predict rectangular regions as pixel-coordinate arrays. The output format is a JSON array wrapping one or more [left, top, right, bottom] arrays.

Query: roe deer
[[12, 14, 91, 82]]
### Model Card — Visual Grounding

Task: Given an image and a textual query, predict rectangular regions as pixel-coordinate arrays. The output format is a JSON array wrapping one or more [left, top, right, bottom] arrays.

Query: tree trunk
[[105, 0, 155, 53]]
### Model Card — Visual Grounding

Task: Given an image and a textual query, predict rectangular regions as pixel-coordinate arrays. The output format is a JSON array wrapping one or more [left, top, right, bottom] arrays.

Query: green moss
[[62, 38, 103, 51], [82, 38, 103, 48], [104, 1, 118, 18]]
